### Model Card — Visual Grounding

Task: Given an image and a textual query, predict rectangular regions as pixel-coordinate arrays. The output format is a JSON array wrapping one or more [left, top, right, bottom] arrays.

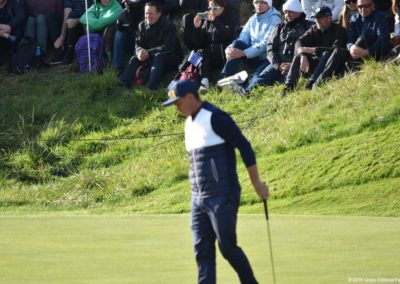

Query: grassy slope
[[0, 62, 399, 216]]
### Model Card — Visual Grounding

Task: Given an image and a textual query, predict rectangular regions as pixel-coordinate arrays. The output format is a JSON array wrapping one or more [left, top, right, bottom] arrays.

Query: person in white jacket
[[302, 0, 344, 22]]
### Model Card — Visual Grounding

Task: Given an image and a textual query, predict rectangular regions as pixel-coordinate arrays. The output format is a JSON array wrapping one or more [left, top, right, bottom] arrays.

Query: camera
[[196, 12, 209, 20]]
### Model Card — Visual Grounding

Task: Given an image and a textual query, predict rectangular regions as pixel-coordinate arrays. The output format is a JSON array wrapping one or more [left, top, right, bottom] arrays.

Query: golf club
[[263, 199, 276, 284]]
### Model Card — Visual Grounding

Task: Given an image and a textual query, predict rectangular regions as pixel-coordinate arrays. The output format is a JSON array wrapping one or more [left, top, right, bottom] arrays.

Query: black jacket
[[135, 15, 183, 58], [192, 7, 238, 50], [267, 13, 313, 70], [296, 22, 347, 57], [0, 0, 26, 32]]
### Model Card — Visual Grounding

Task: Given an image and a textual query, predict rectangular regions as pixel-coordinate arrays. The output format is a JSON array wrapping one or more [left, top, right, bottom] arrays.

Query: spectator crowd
[[1, 0, 400, 95]]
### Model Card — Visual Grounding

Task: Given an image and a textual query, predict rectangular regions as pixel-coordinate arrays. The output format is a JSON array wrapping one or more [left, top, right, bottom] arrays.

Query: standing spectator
[[221, 0, 281, 77], [0, 0, 26, 65], [347, 0, 391, 64], [162, 79, 269, 284], [181, 0, 237, 90], [60, 0, 94, 65], [80, 0, 122, 61], [301, 0, 344, 22], [118, 1, 183, 89], [281, 6, 347, 95], [338, 0, 358, 30], [24, 0, 64, 57], [243, 0, 313, 93]]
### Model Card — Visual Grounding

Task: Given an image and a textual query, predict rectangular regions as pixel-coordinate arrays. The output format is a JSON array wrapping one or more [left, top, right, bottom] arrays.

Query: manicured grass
[[0, 214, 399, 284]]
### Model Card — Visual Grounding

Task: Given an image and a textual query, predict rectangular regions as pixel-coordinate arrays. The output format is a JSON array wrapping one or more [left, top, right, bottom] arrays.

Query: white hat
[[282, 0, 303, 13], [255, 0, 273, 7]]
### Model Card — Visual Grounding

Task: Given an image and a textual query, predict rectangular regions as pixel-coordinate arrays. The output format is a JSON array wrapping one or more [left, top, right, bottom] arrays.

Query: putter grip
[[263, 199, 269, 221]]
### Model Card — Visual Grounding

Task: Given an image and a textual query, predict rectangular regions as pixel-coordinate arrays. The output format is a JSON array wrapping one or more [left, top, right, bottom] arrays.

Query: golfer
[[162, 80, 269, 284]]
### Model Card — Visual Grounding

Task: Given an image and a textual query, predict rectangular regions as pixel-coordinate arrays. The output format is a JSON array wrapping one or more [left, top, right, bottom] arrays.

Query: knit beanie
[[282, 0, 303, 13], [259, 0, 273, 8]]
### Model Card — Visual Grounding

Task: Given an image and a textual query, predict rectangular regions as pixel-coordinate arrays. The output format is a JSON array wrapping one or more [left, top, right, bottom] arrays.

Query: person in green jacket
[[80, 0, 122, 59]]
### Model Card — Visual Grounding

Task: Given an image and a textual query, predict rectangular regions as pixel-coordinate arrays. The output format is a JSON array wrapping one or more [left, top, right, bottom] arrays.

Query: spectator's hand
[[226, 47, 245, 60], [137, 48, 149, 61], [297, 46, 315, 55], [193, 15, 202, 28], [254, 181, 269, 200], [279, 62, 291, 75], [300, 55, 310, 73], [54, 36, 65, 49], [350, 45, 368, 59], [0, 24, 11, 34], [66, 18, 80, 29]]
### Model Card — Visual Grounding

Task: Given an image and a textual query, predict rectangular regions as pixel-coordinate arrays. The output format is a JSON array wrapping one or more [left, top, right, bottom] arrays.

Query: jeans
[[112, 30, 135, 69], [191, 194, 258, 284], [119, 51, 181, 89], [24, 14, 61, 54], [245, 62, 285, 92], [221, 40, 268, 77]]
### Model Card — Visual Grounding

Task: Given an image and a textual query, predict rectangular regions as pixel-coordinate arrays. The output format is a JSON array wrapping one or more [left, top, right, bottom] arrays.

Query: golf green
[[0, 214, 399, 284]]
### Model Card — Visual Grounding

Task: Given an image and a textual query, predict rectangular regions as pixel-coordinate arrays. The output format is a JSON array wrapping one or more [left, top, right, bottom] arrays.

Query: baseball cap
[[314, 6, 332, 18], [162, 80, 199, 107]]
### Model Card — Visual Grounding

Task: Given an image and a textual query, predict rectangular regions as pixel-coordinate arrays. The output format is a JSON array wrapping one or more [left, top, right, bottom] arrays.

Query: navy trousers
[[190, 194, 258, 284]]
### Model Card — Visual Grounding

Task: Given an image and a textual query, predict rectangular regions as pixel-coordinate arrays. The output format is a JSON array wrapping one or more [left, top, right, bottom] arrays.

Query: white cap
[[282, 0, 303, 13], [255, 0, 273, 7]]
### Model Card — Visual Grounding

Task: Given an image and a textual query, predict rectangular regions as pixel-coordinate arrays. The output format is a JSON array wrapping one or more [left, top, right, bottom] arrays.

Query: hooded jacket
[[227, 6, 281, 60], [80, 0, 122, 32], [267, 13, 313, 70]]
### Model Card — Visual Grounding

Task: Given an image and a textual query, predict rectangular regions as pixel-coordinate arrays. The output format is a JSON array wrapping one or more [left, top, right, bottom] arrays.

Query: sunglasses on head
[[208, 6, 222, 10], [357, 3, 372, 9], [345, 0, 356, 4]]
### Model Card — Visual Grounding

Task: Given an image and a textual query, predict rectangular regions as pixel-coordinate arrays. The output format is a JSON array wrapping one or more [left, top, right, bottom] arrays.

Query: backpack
[[10, 37, 38, 74], [75, 33, 104, 73], [179, 63, 201, 84]]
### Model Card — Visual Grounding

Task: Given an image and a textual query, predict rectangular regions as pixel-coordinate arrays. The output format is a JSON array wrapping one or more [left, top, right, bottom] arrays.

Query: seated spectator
[[0, 0, 26, 65], [118, 1, 183, 89], [346, 0, 392, 66], [23, 0, 64, 59], [180, 0, 237, 90], [80, 0, 122, 61], [112, 0, 146, 70], [59, 0, 94, 65], [221, 0, 281, 77], [242, 0, 313, 93], [374, 0, 395, 33], [301, 0, 344, 22], [338, 0, 358, 30], [281, 6, 347, 96], [181, 0, 241, 50]]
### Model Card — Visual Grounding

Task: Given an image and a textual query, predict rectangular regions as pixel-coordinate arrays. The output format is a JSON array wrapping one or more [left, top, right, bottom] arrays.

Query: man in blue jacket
[[162, 79, 269, 284], [221, 0, 281, 77], [347, 0, 391, 62]]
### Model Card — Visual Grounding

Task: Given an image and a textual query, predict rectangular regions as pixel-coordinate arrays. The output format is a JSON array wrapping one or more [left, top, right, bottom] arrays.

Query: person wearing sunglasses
[[302, 0, 344, 22], [181, 0, 237, 90], [347, 0, 392, 65], [280, 6, 348, 95], [338, 0, 358, 30], [221, 0, 281, 77]]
